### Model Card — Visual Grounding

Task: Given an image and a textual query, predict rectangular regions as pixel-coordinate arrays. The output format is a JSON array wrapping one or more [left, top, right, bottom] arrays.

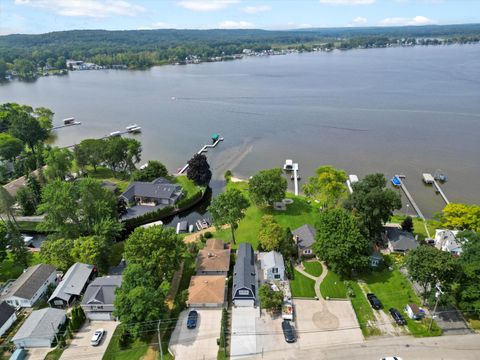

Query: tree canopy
[[303, 165, 347, 207], [248, 168, 287, 207], [442, 203, 480, 232], [346, 173, 401, 239], [208, 188, 249, 244], [187, 153, 211, 186], [456, 231, 480, 316], [132, 160, 168, 182], [258, 215, 284, 252], [258, 284, 283, 312], [313, 208, 370, 277], [44, 147, 73, 180]]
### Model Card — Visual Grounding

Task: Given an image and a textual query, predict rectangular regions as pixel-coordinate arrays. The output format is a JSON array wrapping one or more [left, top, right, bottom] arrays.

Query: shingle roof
[[81, 276, 122, 306], [261, 251, 284, 270], [197, 248, 231, 273], [121, 177, 181, 201], [49, 263, 94, 303], [0, 301, 16, 327], [385, 227, 418, 251], [233, 243, 256, 292], [435, 229, 463, 254], [205, 239, 226, 250], [0, 264, 56, 301], [292, 224, 316, 250], [12, 308, 65, 342], [187, 276, 226, 305]]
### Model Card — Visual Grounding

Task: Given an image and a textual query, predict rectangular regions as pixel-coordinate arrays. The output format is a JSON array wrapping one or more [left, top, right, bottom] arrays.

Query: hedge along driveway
[[214, 181, 321, 249]]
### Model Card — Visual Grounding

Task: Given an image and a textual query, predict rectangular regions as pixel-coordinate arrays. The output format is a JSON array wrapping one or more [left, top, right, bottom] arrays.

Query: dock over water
[[433, 181, 450, 205], [178, 135, 224, 174], [393, 174, 425, 220]]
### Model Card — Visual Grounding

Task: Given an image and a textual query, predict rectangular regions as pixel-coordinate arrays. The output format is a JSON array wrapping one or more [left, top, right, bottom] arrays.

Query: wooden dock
[[433, 180, 450, 205], [178, 136, 224, 174], [395, 174, 425, 220], [52, 122, 81, 130]]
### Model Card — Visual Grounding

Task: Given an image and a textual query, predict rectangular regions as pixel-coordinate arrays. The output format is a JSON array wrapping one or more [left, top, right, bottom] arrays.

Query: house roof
[[233, 243, 256, 292], [121, 177, 181, 201], [292, 224, 316, 250], [197, 248, 231, 273], [0, 301, 16, 327], [81, 276, 122, 306], [12, 308, 65, 342], [0, 264, 56, 301], [187, 276, 226, 305], [49, 263, 94, 303], [260, 251, 285, 270], [435, 229, 463, 254], [407, 303, 421, 314], [205, 239, 226, 250], [385, 226, 418, 251]]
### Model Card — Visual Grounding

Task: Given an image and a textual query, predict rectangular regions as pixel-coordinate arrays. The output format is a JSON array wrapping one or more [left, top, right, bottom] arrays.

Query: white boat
[[109, 131, 121, 137], [126, 124, 138, 130], [63, 117, 75, 125], [283, 159, 293, 171], [176, 221, 188, 234], [129, 126, 142, 133], [22, 235, 34, 246]]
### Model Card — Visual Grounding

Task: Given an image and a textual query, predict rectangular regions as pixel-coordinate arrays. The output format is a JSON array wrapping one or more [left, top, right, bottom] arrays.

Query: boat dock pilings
[[423, 173, 450, 205], [178, 135, 224, 174], [393, 174, 425, 220]]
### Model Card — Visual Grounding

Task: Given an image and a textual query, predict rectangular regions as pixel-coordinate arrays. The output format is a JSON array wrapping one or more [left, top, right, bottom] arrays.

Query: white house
[[0, 264, 57, 308], [12, 308, 66, 348], [0, 301, 17, 337], [259, 251, 285, 281], [434, 229, 463, 256]]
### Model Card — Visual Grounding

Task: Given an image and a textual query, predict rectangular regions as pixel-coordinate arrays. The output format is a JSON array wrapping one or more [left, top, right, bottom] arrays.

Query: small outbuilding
[[405, 303, 425, 320], [11, 308, 66, 348], [48, 263, 95, 308]]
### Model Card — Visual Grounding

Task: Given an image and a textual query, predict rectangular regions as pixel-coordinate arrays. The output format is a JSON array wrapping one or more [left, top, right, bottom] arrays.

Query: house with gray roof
[[259, 251, 285, 281], [0, 301, 17, 337], [292, 224, 316, 257], [120, 177, 183, 219], [81, 275, 122, 321], [48, 263, 95, 308], [12, 308, 66, 348], [384, 226, 418, 253], [232, 243, 257, 307], [0, 264, 57, 308], [434, 229, 463, 256]]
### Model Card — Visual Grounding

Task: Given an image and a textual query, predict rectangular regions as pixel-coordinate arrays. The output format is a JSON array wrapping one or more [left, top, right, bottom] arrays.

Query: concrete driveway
[[169, 308, 222, 360], [60, 321, 118, 360], [256, 310, 299, 355], [231, 307, 259, 359], [25, 348, 51, 360]]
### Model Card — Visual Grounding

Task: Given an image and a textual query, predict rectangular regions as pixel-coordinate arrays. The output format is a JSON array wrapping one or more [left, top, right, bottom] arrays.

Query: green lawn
[[361, 268, 442, 337], [390, 215, 440, 241], [290, 269, 316, 298], [102, 325, 150, 360], [0, 252, 41, 285], [85, 166, 130, 193], [350, 282, 380, 337], [302, 261, 323, 277], [174, 175, 203, 198], [45, 347, 64, 360], [214, 181, 321, 249], [319, 271, 348, 299]]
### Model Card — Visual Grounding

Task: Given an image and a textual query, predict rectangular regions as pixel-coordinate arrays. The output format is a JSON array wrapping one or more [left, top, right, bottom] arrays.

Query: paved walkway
[[295, 260, 328, 299]]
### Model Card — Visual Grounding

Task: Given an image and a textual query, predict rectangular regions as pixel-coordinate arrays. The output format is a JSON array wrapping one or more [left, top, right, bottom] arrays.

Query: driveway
[[60, 321, 118, 360], [256, 310, 299, 356], [230, 307, 259, 359], [25, 348, 51, 360], [169, 308, 222, 360]]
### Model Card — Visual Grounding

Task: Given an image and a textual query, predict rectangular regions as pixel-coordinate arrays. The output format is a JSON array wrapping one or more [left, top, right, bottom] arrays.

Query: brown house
[[196, 239, 231, 276], [187, 275, 227, 308]]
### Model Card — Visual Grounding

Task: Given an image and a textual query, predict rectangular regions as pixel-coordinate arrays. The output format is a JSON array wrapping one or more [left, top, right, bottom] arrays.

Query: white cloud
[[379, 15, 437, 26], [348, 16, 367, 26], [177, 0, 239, 12], [218, 20, 254, 29], [319, 0, 375, 5], [138, 22, 177, 30], [243, 5, 271, 14], [14, 0, 145, 18]]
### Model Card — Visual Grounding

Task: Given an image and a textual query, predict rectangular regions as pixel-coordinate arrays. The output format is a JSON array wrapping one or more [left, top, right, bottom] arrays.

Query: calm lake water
[[1, 45, 480, 219]]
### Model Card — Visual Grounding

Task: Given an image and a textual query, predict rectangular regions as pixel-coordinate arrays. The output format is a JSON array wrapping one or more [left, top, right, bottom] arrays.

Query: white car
[[90, 328, 105, 346]]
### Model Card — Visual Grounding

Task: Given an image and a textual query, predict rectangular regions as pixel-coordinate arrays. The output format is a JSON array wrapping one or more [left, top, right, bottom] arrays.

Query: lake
[[1, 44, 480, 219]]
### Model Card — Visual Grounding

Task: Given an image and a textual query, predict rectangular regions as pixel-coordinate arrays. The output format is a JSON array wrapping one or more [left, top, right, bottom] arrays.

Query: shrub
[[204, 231, 213, 239]]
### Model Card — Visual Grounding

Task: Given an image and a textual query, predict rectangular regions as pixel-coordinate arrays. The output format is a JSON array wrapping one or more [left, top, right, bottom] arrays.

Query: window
[[238, 290, 250, 296], [304, 249, 312, 255], [274, 275, 281, 279], [272, 268, 278, 274]]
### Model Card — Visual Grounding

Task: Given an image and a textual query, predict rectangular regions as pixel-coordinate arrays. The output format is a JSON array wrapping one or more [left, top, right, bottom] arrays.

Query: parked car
[[90, 329, 105, 346], [187, 309, 199, 329], [281, 320, 296, 343], [389, 308, 407, 325], [380, 357, 403, 360], [367, 293, 382, 310]]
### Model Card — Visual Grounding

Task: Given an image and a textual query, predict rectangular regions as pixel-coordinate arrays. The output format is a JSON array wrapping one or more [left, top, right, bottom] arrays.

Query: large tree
[[405, 245, 458, 304], [132, 160, 168, 182], [74, 138, 106, 172], [8, 110, 49, 154], [38, 178, 121, 239], [124, 226, 185, 282], [71, 236, 109, 273], [0, 133, 24, 161], [186, 153, 211, 186], [0, 222, 8, 264], [44, 147, 73, 180], [258, 284, 283, 313], [303, 165, 347, 207], [208, 188, 249, 244], [114, 264, 168, 337], [258, 215, 284, 252], [248, 168, 287, 207], [442, 203, 480, 232], [40, 238, 75, 271], [8, 225, 30, 268], [456, 231, 480, 316], [346, 173, 401, 239], [313, 208, 370, 277]]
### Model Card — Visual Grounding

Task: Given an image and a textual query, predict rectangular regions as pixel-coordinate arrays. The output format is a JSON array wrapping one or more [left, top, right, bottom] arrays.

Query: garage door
[[234, 299, 254, 307], [87, 312, 113, 321]]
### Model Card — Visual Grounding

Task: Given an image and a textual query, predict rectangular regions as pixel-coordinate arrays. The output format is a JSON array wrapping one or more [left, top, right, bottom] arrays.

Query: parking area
[[60, 320, 118, 360], [169, 308, 222, 360], [256, 310, 299, 355], [230, 307, 259, 359], [26, 348, 51, 360], [294, 299, 363, 349]]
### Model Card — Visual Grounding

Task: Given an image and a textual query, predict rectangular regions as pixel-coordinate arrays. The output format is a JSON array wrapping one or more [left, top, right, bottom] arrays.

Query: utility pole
[[157, 320, 164, 360], [429, 284, 443, 332]]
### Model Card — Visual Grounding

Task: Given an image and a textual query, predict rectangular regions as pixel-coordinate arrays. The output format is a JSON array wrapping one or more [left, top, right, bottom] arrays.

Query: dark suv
[[367, 293, 382, 310], [389, 308, 407, 325], [186, 310, 198, 329], [281, 320, 297, 343]]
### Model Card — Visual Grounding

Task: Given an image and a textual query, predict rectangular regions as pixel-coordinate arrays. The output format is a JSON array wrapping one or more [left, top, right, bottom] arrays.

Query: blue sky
[[1, 0, 479, 35]]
